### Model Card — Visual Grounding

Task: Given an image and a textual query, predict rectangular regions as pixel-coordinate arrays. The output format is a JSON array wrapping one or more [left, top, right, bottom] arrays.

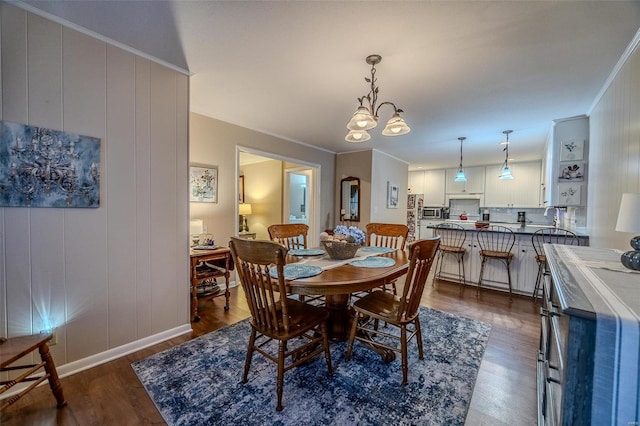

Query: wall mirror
[[340, 176, 360, 222]]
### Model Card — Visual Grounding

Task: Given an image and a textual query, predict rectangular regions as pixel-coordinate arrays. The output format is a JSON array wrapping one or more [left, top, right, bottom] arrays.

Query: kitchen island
[[424, 221, 589, 297]]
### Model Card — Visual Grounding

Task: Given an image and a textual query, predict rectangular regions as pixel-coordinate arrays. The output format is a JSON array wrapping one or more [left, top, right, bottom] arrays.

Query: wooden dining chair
[[268, 223, 309, 250], [364, 222, 409, 295], [531, 228, 580, 301], [345, 236, 440, 385], [229, 237, 333, 411]]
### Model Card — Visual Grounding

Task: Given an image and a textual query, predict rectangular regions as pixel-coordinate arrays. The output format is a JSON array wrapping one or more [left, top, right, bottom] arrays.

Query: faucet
[[544, 206, 561, 228]]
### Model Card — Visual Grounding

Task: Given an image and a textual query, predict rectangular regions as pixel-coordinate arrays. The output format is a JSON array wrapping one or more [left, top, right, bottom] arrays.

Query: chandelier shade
[[455, 136, 467, 182], [345, 54, 410, 142], [498, 130, 514, 180]]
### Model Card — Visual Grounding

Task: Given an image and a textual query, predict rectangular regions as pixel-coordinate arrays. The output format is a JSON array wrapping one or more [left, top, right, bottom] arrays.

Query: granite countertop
[[425, 220, 590, 238]]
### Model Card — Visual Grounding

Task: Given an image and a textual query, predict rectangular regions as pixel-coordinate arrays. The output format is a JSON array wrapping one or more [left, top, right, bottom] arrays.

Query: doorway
[[238, 148, 320, 246]]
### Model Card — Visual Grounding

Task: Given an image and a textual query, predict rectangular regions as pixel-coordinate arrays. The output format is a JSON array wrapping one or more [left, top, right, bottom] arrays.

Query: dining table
[[284, 247, 410, 342]]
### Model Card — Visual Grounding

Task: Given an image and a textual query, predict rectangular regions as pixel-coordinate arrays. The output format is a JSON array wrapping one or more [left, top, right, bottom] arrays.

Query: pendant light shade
[[346, 106, 377, 131], [498, 130, 514, 180], [455, 137, 467, 182], [381, 113, 411, 136], [345, 129, 371, 142]]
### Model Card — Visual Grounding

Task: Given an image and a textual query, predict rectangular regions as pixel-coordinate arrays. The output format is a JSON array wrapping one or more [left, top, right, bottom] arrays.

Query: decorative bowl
[[321, 240, 360, 260]]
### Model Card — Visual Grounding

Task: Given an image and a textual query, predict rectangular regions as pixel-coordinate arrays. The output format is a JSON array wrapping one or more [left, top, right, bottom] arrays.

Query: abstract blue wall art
[[0, 121, 101, 207]]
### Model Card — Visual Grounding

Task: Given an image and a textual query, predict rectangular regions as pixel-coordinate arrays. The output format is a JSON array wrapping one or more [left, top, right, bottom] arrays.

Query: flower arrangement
[[332, 225, 366, 245], [319, 226, 366, 259]]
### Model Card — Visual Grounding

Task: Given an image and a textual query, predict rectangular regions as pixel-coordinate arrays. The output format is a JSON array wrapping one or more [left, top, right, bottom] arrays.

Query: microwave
[[423, 207, 442, 219]]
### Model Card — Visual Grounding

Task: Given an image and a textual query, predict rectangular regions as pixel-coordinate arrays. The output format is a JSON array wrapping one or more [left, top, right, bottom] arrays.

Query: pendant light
[[499, 130, 514, 180], [455, 137, 467, 182]]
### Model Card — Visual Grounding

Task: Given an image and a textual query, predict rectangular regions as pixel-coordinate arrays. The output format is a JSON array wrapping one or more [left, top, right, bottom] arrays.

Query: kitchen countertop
[[424, 219, 590, 238]]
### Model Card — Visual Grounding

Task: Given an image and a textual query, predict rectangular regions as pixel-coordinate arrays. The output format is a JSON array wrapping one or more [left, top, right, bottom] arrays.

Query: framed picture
[[560, 139, 584, 161], [558, 162, 585, 182], [557, 183, 582, 206], [238, 175, 245, 203], [190, 164, 217, 203], [387, 181, 399, 209]]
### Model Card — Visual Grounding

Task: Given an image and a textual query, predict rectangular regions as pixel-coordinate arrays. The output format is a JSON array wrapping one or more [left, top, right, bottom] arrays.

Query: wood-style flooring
[[0, 278, 539, 425]]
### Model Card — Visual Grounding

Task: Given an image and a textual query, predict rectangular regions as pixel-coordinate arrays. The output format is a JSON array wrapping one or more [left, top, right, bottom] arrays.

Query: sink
[[526, 225, 554, 228]]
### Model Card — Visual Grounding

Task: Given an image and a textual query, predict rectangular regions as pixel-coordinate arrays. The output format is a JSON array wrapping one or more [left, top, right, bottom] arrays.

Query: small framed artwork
[[558, 162, 585, 182], [387, 181, 399, 209], [557, 183, 582, 206], [190, 164, 218, 203], [238, 175, 245, 203], [560, 139, 584, 161]]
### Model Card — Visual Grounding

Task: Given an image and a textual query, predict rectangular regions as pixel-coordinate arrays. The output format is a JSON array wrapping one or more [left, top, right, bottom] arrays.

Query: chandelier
[[345, 54, 410, 142], [498, 130, 514, 180], [455, 137, 467, 182]]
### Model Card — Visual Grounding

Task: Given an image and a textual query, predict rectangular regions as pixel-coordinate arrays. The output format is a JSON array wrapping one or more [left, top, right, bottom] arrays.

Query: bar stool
[[531, 228, 580, 301], [432, 223, 467, 295], [477, 225, 515, 301]]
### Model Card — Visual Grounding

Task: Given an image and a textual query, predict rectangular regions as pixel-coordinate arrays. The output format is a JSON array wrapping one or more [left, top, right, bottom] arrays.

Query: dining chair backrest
[[268, 223, 309, 250], [366, 223, 409, 250], [229, 237, 292, 333], [477, 225, 515, 254], [433, 223, 466, 249], [399, 237, 440, 321], [532, 228, 580, 257]]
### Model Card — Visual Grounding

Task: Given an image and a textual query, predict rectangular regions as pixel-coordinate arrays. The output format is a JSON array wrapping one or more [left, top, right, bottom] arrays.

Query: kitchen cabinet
[[484, 161, 542, 207], [408, 170, 425, 195], [423, 169, 446, 206], [445, 166, 484, 194], [514, 238, 537, 294]]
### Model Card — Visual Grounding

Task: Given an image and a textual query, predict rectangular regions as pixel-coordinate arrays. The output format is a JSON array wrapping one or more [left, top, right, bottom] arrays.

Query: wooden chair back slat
[[400, 237, 440, 321], [268, 224, 309, 250], [366, 223, 409, 250]]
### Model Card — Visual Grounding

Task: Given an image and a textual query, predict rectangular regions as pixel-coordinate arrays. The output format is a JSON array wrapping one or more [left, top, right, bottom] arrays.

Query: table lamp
[[239, 203, 252, 232], [190, 219, 204, 246], [615, 193, 640, 270]]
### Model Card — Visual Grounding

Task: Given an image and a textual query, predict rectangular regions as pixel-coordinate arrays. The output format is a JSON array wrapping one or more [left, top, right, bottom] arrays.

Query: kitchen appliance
[[423, 207, 442, 219], [517, 211, 526, 224], [482, 212, 490, 221]]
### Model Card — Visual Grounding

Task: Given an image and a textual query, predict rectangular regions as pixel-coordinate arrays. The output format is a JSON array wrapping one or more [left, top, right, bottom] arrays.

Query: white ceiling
[[19, 1, 640, 170]]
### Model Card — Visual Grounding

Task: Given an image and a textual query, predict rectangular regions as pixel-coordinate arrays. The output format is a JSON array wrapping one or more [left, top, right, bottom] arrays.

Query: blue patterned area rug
[[132, 307, 491, 426]]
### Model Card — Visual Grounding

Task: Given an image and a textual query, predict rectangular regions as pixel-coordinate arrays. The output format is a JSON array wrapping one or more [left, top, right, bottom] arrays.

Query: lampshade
[[345, 129, 371, 142], [455, 168, 467, 182], [190, 219, 204, 235], [381, 113, 410, 136], [346, 106, 377, 131], [615, 193, 640, 233], [239, 203, 253, 215], [499, 165, 513, 180]]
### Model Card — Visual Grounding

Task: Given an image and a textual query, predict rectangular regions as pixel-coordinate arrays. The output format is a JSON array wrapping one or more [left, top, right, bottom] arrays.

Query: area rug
[[131, 307, 491, 426]]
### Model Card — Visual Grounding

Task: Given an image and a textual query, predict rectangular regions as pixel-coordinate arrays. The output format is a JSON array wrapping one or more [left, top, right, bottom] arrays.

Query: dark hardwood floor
[[1, 278, 539, 425]]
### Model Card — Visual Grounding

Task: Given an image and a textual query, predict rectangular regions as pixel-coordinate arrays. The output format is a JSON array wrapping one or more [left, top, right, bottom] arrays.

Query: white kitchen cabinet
[[445, 166, 484, 194], [423, 169, 446, 206], [408, 170, 425, 195], [514, 237, 538, 295], [484, 161, 542, 207]]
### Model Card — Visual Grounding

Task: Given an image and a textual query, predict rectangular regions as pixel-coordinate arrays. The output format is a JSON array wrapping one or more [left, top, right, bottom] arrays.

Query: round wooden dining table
[[286, 249, 410, 341]]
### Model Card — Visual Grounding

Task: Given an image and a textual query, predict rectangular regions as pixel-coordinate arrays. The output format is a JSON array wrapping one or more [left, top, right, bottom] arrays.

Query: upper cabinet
[[408, 171, 425, 195], [445, 166, 485, 194], [423, 169, 446, 206], [484, 161, 542, 207]]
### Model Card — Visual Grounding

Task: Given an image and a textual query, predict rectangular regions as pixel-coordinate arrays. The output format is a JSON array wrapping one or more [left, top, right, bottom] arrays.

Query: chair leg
[[242, 328, 256, 383], [477, 257, 487, 298], [345, 312, 360, 361], [400, 326, 408, 385], [505, 259, 513, 302], [321, 321, 333, 375], [415, 318, 424, 360], [276, 340, 286, 411], [458, 253, 466, 296], [432, 250, 444, 287], [532, 262, 544, 301]]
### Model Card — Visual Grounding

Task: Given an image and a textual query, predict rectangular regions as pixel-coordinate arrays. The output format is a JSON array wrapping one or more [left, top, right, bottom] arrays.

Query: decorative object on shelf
[[0, 120, 100, 207], [238, 203, 252, 232], [345, 54, 410, 142], [615, 192, 640, 270], [190, 164, 217, 202], [498, 130, 513, 180], [321, 225, 366, 260], [560, 138, 584, 161], [387, 181, 399, 208], [190, 219, 204, 246], [455, 137, 467, 182]]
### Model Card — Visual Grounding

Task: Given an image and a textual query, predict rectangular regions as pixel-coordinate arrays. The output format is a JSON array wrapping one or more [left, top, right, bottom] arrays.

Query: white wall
[[588, 36, 640, 249], [0, 4, 189, 368]]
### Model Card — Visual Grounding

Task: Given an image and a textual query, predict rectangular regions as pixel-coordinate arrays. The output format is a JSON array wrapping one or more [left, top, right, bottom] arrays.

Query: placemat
[[269, 264, 323, 280], [288, 248, 325, 256], [358, 246, 397, 254], [348, 257, 396, 268]]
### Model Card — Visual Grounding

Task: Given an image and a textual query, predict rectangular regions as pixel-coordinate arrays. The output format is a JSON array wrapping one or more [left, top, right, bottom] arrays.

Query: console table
[[0, 333, 66, 411], [190, 247, 232, 322]]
